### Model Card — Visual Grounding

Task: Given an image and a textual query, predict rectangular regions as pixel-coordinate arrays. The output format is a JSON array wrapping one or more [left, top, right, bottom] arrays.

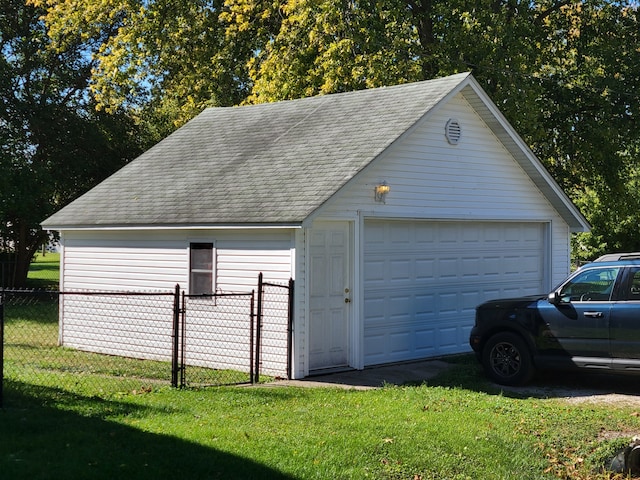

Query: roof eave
[[41, 222, 304, 232]]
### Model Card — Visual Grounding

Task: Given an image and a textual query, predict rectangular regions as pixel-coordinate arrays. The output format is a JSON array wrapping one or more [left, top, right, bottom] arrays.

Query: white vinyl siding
[[58, 229, 295, 377], [317, 92, 571, 285], [61, 292, 175, 362], [216, 242, 294, 291], [61, 239, 187, 291], [61, 230, 295, 292]]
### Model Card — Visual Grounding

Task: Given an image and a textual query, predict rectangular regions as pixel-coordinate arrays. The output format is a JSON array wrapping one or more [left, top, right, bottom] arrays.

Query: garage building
[[42, 73, 589, 378]]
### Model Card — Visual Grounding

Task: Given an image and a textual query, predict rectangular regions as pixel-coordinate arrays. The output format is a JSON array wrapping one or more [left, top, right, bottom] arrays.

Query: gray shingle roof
[[41, 72, 589, 231], [42, 73, 471, 228]]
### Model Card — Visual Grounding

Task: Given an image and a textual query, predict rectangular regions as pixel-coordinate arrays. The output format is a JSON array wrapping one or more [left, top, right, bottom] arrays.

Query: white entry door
[[308, 221, 351, 371]]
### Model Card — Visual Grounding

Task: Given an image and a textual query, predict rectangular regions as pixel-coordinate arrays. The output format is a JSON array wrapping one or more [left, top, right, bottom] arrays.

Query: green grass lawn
[[3, 296, 251, 391], [3, 255, 637, 479], [27, 252, 60, 289], [1, 358, 638, 480]]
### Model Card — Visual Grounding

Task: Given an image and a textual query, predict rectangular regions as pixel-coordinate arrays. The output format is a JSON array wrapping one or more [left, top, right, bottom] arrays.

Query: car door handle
[[584, 311, 604, 318]]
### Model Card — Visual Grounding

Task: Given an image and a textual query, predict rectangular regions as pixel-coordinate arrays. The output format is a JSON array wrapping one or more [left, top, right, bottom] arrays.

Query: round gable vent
[[445, 118, 462, 145]]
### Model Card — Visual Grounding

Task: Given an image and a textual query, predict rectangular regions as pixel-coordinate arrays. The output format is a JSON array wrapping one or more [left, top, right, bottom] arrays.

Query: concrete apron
[[264, 359, 453, 390]]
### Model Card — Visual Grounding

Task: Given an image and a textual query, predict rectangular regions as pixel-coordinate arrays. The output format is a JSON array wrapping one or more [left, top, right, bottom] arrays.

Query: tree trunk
[[13, 248, 33, 288], [0, 253, 17, 287], [1, 222, 48, 288], [406, 0, 438, 79]]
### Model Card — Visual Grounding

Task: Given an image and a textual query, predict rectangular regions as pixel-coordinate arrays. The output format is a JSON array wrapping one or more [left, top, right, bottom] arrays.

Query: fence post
[[287, 278, 294, 380], [0, 289, 4, 408], [250, 290, 255, 384], [254, 273, 263, 384], [171, 284, 180, 388], [180, 291, 186, 388]]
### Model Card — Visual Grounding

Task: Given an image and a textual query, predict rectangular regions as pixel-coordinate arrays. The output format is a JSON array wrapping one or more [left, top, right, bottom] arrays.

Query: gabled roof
[[42, 73, 589, 231]]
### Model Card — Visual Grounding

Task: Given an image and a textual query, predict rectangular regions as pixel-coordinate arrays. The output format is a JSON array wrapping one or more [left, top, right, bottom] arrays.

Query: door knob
[[344, 298, 351, 303]]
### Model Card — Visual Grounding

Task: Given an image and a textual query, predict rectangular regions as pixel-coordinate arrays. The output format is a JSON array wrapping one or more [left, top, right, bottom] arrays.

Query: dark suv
[[469, 253, 640, 385]]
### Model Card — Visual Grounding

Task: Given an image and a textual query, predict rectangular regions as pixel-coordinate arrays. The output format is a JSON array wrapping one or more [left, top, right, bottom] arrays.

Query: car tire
[[482, 332, 534, 386]]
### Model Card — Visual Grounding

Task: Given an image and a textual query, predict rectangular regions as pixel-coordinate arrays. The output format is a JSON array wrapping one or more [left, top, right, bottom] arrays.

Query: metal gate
[[175, 274, 294, 388], [177, 290, 256, 387], [255, 274, 294, 382]]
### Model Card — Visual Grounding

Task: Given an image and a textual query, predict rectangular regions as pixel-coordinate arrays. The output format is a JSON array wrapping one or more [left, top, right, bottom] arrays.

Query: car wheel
[[482, 332, 533, 386]]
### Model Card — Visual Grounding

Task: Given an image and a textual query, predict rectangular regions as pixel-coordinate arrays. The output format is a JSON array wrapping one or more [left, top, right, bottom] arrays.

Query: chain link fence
[[2, 290, 176, 403], [1, 276, 294, 406]]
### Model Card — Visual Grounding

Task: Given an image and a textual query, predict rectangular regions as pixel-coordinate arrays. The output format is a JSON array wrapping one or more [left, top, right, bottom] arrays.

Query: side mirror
[[548, 291, 561, 305]]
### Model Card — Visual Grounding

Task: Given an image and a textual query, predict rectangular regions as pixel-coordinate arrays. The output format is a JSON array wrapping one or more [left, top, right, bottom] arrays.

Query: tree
[[233, 0, 425, 102], [0, 0, 145, 286], [31, 0, 254, 131], [531, 2, 640, 261], [225, 0, 640, 262], [32, 0, 640, 262]]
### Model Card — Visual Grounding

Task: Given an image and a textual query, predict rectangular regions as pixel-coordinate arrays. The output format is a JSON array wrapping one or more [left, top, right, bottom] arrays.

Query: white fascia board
[[43, 223, 303, 232]]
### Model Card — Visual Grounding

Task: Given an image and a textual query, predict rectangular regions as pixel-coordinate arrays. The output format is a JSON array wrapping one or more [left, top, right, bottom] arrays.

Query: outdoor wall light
[[374, 182, 390, 203]]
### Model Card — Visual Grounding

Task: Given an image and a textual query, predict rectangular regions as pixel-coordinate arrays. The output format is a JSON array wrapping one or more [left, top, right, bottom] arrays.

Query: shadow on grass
[[0, 384, 296, 480], [24, 278, 59, 290], [430, 354, 640, 402]]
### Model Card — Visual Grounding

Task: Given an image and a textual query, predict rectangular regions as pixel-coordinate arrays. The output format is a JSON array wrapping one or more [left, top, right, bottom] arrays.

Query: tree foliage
[[31, 0, 253, 130], [25, 0, 640, 262], [0, 0, 146, 286]]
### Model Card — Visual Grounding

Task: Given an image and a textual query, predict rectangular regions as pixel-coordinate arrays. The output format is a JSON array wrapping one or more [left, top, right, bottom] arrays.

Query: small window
[[190, 243, 214, 295]]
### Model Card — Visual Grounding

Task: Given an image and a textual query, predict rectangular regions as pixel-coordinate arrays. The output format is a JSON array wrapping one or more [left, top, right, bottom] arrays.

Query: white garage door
[[363, 220, 546, 366]]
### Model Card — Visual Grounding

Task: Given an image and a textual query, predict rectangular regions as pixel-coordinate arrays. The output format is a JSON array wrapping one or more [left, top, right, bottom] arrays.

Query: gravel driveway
[[498, 371, 640, 408]]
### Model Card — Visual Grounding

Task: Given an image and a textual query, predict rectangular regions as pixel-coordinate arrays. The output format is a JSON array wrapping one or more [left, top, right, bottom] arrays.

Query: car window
[[621, 267, 640, 301], [559, 267, 620, 302]]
